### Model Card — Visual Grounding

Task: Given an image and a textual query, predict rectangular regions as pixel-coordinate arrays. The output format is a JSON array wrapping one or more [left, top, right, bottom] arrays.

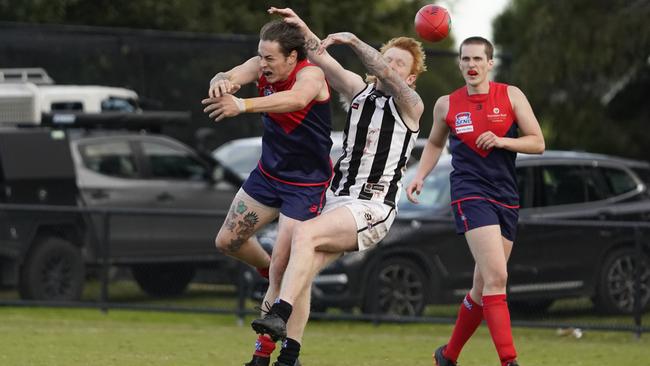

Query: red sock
[[482, 294, 517, 366], [443, 293, 483, 362], [256, 267, 270, 279], [253, 335, 276, 358]]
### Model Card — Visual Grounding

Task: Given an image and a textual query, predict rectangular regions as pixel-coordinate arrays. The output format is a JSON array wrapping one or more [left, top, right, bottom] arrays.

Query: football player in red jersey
[[202, 19, 332, 366], [406, 37, 544, 366]]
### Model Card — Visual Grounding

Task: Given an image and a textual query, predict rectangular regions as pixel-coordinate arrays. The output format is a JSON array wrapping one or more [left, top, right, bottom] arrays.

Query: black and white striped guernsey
[[330, 84, 419, 207]]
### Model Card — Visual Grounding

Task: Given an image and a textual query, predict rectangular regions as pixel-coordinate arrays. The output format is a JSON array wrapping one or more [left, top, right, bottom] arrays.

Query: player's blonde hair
[[366, 36, 427, 89]]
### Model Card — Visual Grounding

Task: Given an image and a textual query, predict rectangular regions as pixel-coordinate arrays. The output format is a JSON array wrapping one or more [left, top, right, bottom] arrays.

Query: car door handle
[[156, 192, 174, 202], [89, 189, 109, 199]]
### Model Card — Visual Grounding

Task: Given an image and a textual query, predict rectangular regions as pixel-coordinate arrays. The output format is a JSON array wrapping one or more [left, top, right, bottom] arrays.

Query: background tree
[[493, 0, 650, 159], [0, 0, 461, 147]]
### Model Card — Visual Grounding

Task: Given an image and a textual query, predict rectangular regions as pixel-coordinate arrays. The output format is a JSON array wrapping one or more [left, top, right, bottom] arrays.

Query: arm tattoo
[[305, 36, 320, 52], [349, 38, 421, 109]]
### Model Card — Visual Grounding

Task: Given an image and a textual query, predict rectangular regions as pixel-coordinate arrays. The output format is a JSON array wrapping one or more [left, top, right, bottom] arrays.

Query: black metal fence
[[0, 203, 648, 338]]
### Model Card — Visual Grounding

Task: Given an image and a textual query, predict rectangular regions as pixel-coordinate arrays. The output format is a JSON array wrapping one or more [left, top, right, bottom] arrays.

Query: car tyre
[[362, 257, 427, 316], [19, 237, 85, 301], [595, 248, 650, 314], [132, 263, 195, 297]]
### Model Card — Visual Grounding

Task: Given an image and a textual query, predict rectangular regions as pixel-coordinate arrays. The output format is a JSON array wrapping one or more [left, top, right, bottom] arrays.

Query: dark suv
[[310, 151, 650, 315], [0, 122, 245, 301]]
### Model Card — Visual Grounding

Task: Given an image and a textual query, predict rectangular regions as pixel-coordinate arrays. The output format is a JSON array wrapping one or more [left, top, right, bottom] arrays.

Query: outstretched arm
[[319, 32, 424, 127], [208, 56, 261, 98], [268, 7, 365, 102], [202, 66, 326, 122]]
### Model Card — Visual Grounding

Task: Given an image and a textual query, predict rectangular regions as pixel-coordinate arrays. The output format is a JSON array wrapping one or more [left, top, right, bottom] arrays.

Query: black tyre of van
[[19, 237, 85, 301]]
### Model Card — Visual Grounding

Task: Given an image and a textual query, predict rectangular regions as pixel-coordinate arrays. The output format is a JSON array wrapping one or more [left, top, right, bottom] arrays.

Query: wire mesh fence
[[0, 203, 648, 338]]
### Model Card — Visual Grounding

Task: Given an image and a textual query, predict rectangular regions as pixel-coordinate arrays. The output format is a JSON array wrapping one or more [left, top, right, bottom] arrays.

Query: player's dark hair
[[459, 36, 494, 60], [260, 20, 307, 61]]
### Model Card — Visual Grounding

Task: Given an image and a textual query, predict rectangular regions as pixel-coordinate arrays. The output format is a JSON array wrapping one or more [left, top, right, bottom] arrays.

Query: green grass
[[0, 306, 648, 366]]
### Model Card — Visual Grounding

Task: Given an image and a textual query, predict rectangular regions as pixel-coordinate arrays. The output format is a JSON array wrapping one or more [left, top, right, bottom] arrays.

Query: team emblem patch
[[263, 85, 274, 96], [454, 112, 474, 134]]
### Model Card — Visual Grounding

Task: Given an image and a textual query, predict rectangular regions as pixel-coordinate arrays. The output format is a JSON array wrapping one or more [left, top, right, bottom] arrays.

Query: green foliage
[[493, 0, 650, 159], [1, 0, 432, 43]]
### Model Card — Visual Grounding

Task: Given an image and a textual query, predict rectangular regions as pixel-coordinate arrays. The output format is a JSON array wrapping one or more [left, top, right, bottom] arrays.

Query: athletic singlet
[[445, 82, 519, 207], [257, 59, 332, 186], [330, 84, 418, 207]]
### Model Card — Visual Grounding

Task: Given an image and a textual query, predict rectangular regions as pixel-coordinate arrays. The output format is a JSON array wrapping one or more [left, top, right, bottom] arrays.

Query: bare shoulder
[[297, 65, 326, 80], [507, 85, 526, 102], [433, 95, 450, 116]]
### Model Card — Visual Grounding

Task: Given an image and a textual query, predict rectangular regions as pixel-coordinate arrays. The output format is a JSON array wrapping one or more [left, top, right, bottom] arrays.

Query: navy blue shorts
[[242, 166, 328, 221], [451, 199, 519, 241]]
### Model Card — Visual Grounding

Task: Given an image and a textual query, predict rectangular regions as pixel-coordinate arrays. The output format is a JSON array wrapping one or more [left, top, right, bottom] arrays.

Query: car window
[[51, 101, 84, 111], [142, 142, 207, 180], [599, 167, 638, 197], [540, 165, 605, 206], [399, 167, 451, 212], [80, 141, 138, 178], [101, 97, 138, 112], [214, 143, 262, 177]]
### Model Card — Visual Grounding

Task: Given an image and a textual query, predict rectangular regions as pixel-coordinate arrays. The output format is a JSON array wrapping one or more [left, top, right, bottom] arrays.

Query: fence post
[[100, 211, 111, 314], [633, 226, 644, 340]]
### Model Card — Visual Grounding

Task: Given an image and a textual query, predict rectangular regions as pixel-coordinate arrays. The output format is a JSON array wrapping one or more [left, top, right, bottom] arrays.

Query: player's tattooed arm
[[305, 35, 320, 53], [321, 32, 422, 115], [348, 35, 421, 110]]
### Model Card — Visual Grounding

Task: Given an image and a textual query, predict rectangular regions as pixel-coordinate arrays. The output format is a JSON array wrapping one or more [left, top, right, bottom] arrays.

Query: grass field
[[0, 305, 648, 366]]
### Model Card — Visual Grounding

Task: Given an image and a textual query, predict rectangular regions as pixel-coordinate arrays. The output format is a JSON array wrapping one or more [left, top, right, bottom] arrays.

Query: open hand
[[202, 95, 242, 122], [318, 32, 357, 55], [268, 7, 307, 30], [208, 78, 241, 98]]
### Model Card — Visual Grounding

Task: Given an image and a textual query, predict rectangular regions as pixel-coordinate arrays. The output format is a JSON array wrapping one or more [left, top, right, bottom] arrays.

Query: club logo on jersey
[[263, 85, 275, 96], [455, 112, 474, 134], [351, 102, 359, 109], [487, 106, 508, 123]]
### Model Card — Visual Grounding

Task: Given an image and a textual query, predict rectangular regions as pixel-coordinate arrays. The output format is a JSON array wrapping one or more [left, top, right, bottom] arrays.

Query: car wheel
[[132, 263, 195, 297], [19, 237, 85, 301], [362, 257, 427, 316], [595, 248, 650, 314]]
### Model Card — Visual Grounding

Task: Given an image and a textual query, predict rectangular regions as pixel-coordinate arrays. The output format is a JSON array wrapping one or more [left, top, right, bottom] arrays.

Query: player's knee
[[214, 230, 237, 255], [484, 270, 508, 291]]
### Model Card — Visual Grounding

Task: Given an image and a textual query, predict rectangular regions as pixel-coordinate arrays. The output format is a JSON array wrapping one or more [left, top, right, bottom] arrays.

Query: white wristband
[[233, 97, 246, 113]]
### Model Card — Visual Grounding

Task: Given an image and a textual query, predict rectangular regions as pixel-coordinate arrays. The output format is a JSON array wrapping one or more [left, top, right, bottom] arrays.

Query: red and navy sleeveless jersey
[[256, 59, 332, 186], [445, 82, 519, 207]]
